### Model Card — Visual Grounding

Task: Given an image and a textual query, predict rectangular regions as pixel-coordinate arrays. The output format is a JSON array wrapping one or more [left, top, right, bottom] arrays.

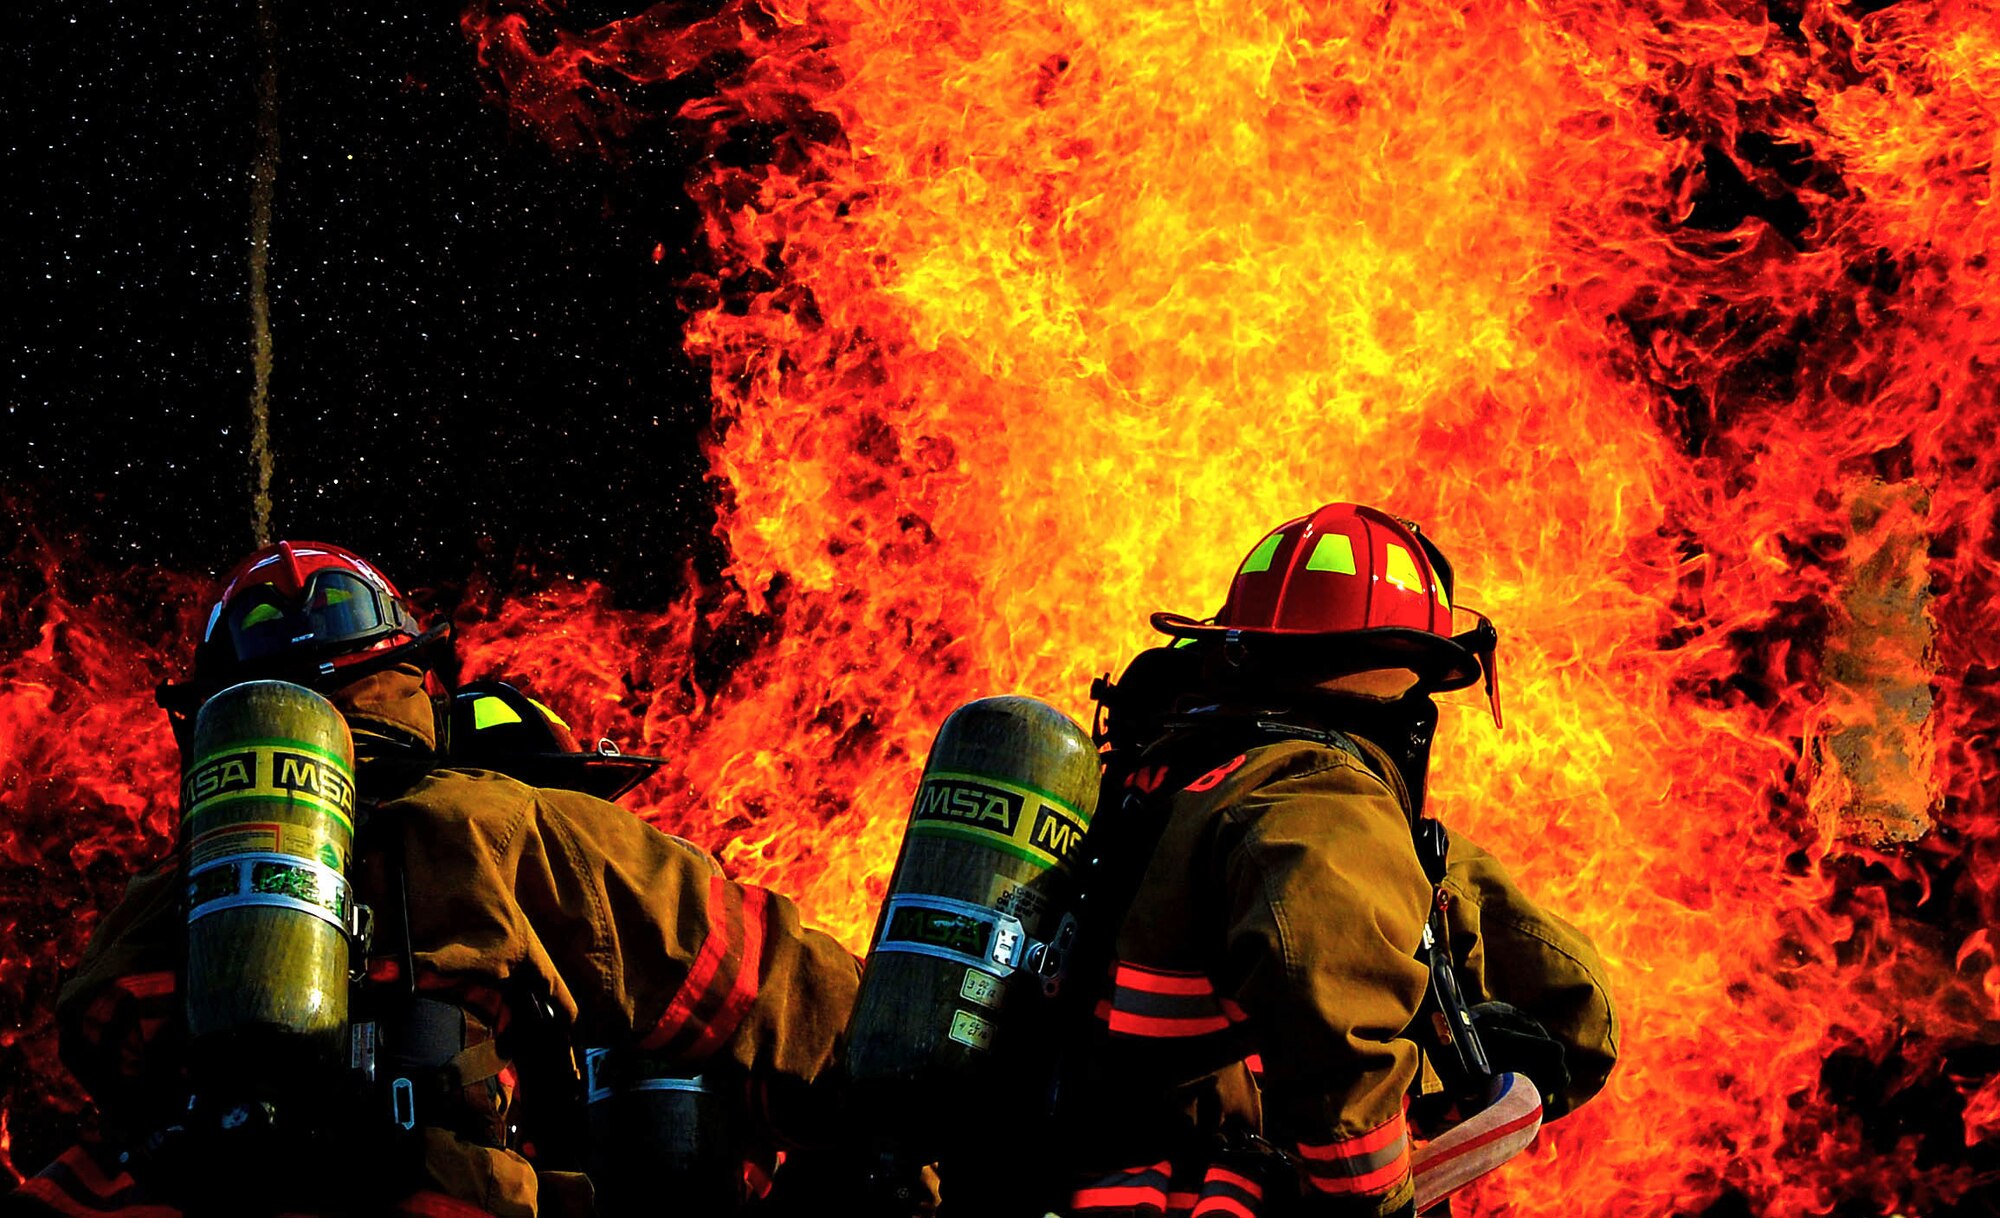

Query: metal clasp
[[1025, 912, 1078, 997]]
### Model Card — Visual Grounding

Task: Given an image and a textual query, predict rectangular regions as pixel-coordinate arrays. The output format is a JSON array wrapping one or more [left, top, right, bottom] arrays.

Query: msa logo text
[[914, 779, 1024, 834], [1030, 804, 1087, 860], [185, 750, 258, 806], [272, 750, 355, 814]]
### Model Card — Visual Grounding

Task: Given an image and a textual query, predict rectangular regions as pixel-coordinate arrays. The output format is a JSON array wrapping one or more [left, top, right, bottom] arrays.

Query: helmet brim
[[1149, 610, 1492, 693]]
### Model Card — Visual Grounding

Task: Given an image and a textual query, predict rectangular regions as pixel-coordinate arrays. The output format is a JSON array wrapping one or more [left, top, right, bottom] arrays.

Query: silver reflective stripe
[[582, 1046, 709, 1102], [190, 892, 349, 934], [624, 1075, 708, 1095]]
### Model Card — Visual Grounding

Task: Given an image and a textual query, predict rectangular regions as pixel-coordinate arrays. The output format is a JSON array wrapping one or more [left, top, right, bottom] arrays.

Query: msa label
[[184, 750, 259, 806], [913, 778, 1025, 835], [184, 741, 356, 828], [270, 749, 356, 813], [948, 1009, 996, 1052], [909, 770, 1091, 869]]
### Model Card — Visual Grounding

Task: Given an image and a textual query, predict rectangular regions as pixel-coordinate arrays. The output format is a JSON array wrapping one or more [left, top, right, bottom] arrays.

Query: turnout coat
[[1056, 726, 1617, 1218], [22, 765, 860, 1218]]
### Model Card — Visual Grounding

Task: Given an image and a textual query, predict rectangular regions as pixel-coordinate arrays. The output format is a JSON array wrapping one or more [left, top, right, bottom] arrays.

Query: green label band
[[907, 770, 1091, 869], [183, 739, 356, 830]]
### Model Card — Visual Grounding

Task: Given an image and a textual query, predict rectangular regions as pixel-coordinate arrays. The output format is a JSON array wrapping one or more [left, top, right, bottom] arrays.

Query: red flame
[[0, 529, 206, 1168]]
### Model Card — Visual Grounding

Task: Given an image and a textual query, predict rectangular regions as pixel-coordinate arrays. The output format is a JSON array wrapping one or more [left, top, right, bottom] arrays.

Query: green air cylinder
[[181, 680, 359, 1088], [843, 695, 1100, 1157], [583, 1048, 746, 1216]]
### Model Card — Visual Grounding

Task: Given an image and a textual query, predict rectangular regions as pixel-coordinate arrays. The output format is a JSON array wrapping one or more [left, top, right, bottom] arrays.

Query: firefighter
[[10, 541, 860, 1218], [1047, 503, 1618, 1218]]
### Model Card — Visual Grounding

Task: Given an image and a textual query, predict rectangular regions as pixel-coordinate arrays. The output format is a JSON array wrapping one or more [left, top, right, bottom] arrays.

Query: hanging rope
[[247, 0, 280, 546]]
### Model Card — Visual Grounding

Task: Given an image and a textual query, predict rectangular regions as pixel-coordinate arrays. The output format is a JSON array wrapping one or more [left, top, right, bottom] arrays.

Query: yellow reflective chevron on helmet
[[1238, 532, 1285, 575], [1383, 542, 1424, 593], [472, 696, 524, 731], [1304, 534, 1357, 574], [240, 602, 284, 628]]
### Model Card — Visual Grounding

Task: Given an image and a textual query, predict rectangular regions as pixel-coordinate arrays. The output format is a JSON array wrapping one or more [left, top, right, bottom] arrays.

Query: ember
[[4, 0, 1998, 1212]]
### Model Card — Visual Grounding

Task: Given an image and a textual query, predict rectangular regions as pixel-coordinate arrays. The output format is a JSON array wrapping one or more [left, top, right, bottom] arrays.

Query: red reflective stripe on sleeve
[[1104, 1008, 1233, 1038], [1167, 1189, 1200, 1213], [640, 875, 736, 1050], [113, 972, 175, 1000], [681, 885, 770, 1060], [1304, 1156, 1408, 1196], [1071, 1159, 1172, 1211], [1072, 1185, 1168, 1210], [1113, 965, 1214, 996], [1203, 1167, 1262, 1198], [1296, 1111, 1407, 1160], [1190, 1197, 1256, 1218]]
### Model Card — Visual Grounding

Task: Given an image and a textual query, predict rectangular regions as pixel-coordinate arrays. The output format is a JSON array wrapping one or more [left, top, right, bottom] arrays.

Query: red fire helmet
[[1151, 503, 1502, 723], [193, 540, 432, 684]]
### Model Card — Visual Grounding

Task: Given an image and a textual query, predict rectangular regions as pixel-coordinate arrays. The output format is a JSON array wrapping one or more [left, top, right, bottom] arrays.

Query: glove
[[1468, 1002, 1571, 1117]]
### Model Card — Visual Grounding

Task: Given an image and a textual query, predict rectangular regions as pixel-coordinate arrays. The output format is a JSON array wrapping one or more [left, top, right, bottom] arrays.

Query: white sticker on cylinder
[[948, 1009, 996, 1051], [961, 969, 1003, 1009]]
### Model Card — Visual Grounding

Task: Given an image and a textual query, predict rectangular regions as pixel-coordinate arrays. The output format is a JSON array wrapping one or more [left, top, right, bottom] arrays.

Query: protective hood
[[326, 663, 438, 754]]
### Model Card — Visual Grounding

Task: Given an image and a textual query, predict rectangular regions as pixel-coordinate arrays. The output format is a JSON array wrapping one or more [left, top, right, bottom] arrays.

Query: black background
[[9, 2, 717, 605]]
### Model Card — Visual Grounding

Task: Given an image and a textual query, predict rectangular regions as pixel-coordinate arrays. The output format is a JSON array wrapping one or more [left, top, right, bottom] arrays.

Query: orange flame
[[459, 0, 2000, 1211]]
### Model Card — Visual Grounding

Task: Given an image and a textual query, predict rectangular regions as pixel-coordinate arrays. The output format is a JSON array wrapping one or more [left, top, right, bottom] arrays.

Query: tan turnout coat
[[39, 767, 861, 1218], [1058, 727, 1617, 1218]]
